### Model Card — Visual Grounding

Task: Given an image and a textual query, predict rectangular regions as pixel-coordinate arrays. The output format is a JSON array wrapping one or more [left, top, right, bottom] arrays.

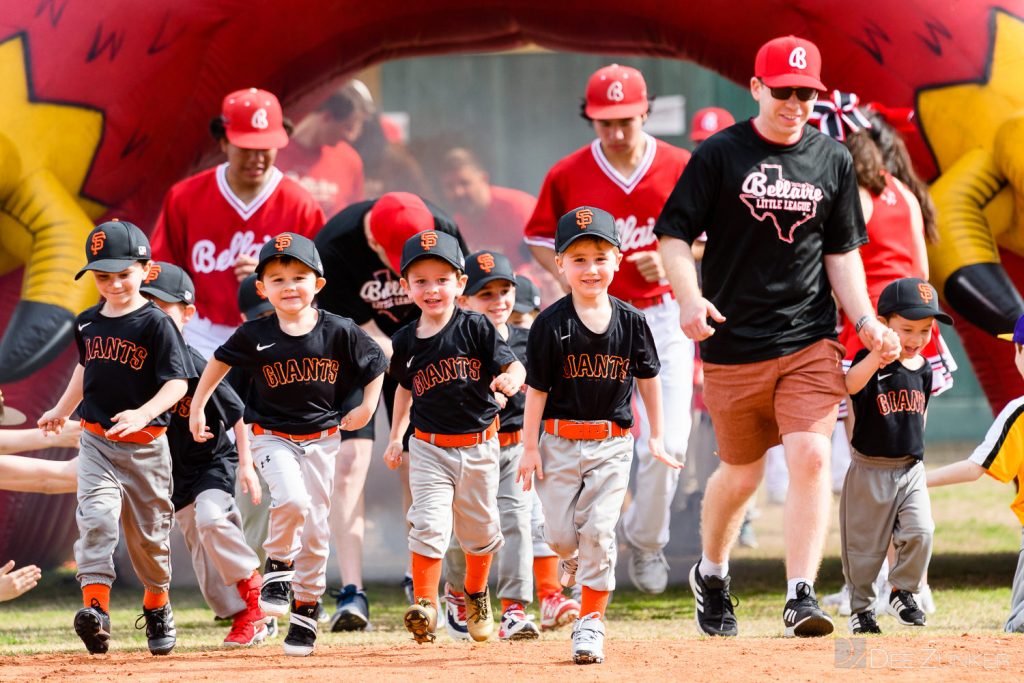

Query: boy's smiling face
[[555, 237, 621, 297], [459, 279, 515, 327], [92, 262, 149, 308], [401, 257, 467, 317], [256, 258, 325, 315], [885, 313, 934, 360]]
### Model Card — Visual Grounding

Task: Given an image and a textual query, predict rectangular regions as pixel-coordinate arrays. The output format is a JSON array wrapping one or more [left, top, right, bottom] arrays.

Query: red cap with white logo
[[369, 192, 437, 273], [754, 36, 826, 91], [221, 88, 289, 149], [690, 107, 735, 143], [585, 64, 648, 119]]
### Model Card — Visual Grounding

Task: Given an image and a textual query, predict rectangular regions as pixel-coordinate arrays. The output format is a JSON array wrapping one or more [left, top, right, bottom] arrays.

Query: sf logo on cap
[[918, 283, 934, 304], [575, 208, 594, 230], [89, 231, 107, 256], [420, 231, 438, 250], [788, 47, 808, 69], [144, 264, 162, 284], [274, 234, 293, 251], [477, 253, 495, 273], [606, 81, 625, 102], [251, 108, 269, 129]]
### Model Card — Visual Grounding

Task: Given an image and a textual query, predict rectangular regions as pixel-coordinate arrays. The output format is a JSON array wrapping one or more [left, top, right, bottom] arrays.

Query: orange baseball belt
[[543, 419, 629, 440], [81, 420, 167, 444], [415, 417, 499, 448], [498, 430, 523, 447], [252, 424, 339, 442]]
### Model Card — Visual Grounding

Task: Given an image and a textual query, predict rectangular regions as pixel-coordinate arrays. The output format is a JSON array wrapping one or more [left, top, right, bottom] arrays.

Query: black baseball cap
[[75, 220, 152, 279], [400, 230, 465, 275], [256, 232, 324, 277], [555, 206, 620, 253], [877, 277, 953, 325], [238, 273, 275, 320], [139, 262, 195, 305], [464, 250, 516, 296], [514, 274, 542, 313]]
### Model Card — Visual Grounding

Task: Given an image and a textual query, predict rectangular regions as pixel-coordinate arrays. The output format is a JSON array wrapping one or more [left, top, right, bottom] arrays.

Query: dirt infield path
[[2, 635, 1021, 682]]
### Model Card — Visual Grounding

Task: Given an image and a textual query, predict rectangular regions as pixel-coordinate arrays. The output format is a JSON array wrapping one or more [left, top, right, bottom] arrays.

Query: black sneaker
[[260, 558, 295, 618], [849, 610, 882, 634], [401, 574, 415, 604], [74, 599, 111, 654], [328, 584, 370, 632], [688, 563, 739, 636], [783, 582, 834, 637], [886, 589, 926, 625], [283, 601, 319, 656], [136, 604, 176, 655]]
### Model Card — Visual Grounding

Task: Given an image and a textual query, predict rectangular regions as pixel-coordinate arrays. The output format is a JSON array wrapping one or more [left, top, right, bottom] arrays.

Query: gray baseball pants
[[235, 471, 272, 566], [444, 442, 532, 603], [75, 430, 174, 593], [407, 436, 503, 559], [252, 431, 338, 603], [175, 488, 260, 618], [840, 451, 934, 613], [536, 432, 633, 592], [622, 298, 692, 552], [1006, 528, 1024, 633]]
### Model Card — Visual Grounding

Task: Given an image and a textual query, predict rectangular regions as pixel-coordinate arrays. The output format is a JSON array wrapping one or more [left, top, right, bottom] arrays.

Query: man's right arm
[[659, 237, 724, 341]]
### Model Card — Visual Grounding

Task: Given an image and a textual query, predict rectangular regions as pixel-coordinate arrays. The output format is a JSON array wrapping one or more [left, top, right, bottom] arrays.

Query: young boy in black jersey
[[841, 277, 952, 634], [448, 250, 539, 640], [190, 233, 387, 656], [517, 206, 680, 665], [39, 221, 196, 656], [383, 231, 525, 644], [139, 262, 268, 648]]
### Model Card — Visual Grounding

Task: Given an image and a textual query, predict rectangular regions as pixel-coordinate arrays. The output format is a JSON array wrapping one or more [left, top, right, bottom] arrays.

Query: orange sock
[[534, 556, 561, 598], [580, 587, 610, 618], [464, 552, 492, 595], [501, 598, 522, 612], [82, 584, 110, 613], [143, 589, 168, 610], [295, 600, 317, 608], [411, 552, 442, 609]]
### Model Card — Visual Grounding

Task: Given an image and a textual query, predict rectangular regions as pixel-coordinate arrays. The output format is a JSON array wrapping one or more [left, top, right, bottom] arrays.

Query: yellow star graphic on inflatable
[[918, 11, 1024, 173], [0, 34, 105, 219]]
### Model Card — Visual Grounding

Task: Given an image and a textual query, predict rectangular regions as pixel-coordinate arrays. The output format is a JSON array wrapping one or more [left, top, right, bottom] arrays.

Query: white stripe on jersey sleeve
[[968, 395, 1024, 468]]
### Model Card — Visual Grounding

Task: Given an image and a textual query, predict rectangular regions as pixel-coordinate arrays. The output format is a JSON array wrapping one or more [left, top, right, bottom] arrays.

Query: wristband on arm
[[854, 314, 872, 333]]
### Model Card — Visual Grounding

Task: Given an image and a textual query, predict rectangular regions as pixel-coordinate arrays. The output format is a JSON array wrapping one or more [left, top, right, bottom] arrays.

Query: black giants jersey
[[215, 310, 387, 434], [390, 307, 517, 435], [849, 349, 932, 460], [654, 121, 866, 364], [526, 296, 660, 428], [315, 199, 468, 336], [74, 301, 196, 429], [167, 347, 244, 510], [498, 325, 530, 433]]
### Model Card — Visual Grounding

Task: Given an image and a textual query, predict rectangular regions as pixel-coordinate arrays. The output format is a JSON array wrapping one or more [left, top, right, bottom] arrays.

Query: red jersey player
[[151, 88, 325, 357], [523, 64, 693, 596]]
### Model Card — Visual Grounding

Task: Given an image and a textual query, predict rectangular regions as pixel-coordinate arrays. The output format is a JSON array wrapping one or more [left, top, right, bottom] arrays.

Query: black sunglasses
[[759, 79, 818, 102]]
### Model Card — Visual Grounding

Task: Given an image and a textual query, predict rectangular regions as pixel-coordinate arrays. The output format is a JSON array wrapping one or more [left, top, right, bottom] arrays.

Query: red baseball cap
[[585, 64, 649, 119], [754, 36, 826, 91], [690, 107, 735, 142], [369, 192, 436, 273], [221, 88, 289, 149]]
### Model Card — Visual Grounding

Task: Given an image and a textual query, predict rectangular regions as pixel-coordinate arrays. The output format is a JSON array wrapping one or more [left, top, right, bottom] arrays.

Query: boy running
[[190, 233, 386, 656], [39, 221, 195, 656], [518, 206, 680, 664]]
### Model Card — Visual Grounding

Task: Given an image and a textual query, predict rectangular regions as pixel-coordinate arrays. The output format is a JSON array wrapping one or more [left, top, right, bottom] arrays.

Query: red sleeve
[[523, 168, 561, 248], [150, 187, 183, 264]]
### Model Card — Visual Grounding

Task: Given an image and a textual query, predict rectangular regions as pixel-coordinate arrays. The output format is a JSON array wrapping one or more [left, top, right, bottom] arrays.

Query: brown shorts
[[703, 339, 846, 465]]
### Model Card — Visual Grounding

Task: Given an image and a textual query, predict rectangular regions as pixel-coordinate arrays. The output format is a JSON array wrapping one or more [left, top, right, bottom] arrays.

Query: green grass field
[[1, 449, 1020, 655]]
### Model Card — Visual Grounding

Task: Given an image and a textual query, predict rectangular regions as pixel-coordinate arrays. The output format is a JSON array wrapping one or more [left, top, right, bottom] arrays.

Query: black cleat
[[74, 599, 111, 654], [849, 610, 883, 634], [136, 603, 176, 655], [886, 589, 926, 626], [783, 582, 834, 637], [689, 563, 739, 636], [260, 558, 295, 618], [283, 601, 319, 656]]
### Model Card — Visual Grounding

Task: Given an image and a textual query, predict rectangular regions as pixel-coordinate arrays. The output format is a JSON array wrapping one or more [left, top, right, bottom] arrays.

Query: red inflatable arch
[[1, 0, 1019, 566]]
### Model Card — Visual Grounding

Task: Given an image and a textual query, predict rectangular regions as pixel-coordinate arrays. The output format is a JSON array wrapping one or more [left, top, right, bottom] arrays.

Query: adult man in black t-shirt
[[314, 192, 469, 623], [655, 35, 900, 639]]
